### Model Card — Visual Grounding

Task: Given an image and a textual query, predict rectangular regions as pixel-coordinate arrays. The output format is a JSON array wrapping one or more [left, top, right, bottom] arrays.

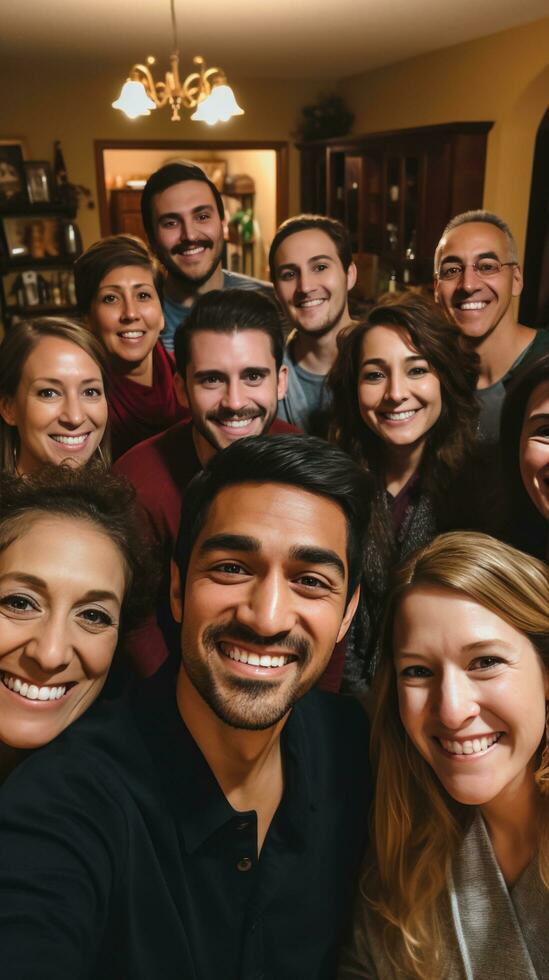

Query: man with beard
[[269, 215, 357, 434], [0, 435, 372, 980], [141, 161, 268, 353], [114, 288, 298, 677], [434, 210, 549, 443]]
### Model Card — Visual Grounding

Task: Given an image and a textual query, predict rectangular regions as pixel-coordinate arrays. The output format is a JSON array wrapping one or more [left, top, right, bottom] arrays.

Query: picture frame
[[0, 142, 28, 208], [25, 160, 53, 204], [2, 214, 62, 260]]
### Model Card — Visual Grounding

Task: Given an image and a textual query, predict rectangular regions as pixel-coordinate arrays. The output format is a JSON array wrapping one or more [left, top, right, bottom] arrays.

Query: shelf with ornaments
[[0, 142, 89, 329]]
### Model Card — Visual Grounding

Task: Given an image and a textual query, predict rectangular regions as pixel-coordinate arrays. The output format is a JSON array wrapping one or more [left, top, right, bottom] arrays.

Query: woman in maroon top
[[328, 294, 485, 693], [74, 235, 188, 460]]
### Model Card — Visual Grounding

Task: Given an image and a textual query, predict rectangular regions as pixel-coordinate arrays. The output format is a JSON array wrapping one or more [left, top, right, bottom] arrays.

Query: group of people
[[0, 159, 548, 978]]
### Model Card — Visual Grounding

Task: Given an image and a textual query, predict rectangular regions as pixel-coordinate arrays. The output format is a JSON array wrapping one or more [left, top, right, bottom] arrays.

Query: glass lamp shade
[[191, 84, 244, 125], [112, 80, 156, 119]]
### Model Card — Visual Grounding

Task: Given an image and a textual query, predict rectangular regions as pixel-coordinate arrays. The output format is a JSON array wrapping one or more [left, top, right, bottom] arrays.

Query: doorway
[[94, 139, 289, 281]]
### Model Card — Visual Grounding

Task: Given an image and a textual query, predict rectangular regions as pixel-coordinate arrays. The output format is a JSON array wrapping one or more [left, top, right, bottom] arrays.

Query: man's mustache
[[206, 407, 266, 423], [203, 622, 311, 659], [171, 239, 212, 256]]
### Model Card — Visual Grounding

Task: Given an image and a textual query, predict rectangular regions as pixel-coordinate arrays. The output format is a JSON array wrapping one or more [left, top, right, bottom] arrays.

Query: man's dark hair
[[175, 434, 372, 601], [174, 288, 284, 374], [269, 214, 353, 279], [140, 162, 225, 246], [0, 462, 158, 630]]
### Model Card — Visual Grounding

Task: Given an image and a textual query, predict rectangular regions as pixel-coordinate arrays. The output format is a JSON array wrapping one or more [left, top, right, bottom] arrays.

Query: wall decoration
[[0, 142, 28, 207]]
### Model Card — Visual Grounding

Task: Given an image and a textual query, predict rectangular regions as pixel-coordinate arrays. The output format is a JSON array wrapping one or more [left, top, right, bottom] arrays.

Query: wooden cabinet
[[298, 122, 493, 294], [110, 189, 147, 241]]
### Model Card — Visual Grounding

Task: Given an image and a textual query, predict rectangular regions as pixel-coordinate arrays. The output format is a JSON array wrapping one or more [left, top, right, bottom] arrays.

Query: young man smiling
[[141, 161, 267, 353], [434, 210, 549, 443], [0, 436, 373, 980], [114, 289, 297, 677], [269, 214, 357, 434]]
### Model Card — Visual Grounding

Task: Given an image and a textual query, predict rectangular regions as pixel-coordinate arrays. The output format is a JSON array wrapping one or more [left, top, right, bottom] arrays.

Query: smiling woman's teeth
[[51, 434, 88, 446], [383, 410, 416, 421], [439, 733, 501, 755], [458, 302, 487, 310], [2, 674, 66, 701], [119, 330, 145, 339]]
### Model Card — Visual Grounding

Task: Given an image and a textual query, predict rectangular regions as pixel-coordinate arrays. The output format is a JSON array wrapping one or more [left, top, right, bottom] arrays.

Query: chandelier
[[112, 0, 244, 126]]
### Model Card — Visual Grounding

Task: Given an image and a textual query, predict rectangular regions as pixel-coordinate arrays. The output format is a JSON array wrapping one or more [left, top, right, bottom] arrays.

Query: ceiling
[[3, 0, 548, 79]]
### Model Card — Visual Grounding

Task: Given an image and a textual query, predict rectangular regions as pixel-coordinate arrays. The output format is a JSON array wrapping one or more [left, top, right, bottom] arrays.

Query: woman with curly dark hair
[[328, 293, 498, 692], [0, 462, 156, 780]]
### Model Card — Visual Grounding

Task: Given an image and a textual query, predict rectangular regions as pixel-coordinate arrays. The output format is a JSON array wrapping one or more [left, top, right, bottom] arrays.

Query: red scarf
[[108, 342, 189, 461]]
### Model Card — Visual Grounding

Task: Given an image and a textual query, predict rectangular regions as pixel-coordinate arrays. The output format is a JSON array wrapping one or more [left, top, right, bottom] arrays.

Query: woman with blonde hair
[[340, 531, 549, 979], [0, 317, 110, 474]]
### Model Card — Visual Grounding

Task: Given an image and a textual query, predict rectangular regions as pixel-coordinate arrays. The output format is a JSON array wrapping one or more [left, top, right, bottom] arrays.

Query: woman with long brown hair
[[328, 294, 490, 693], [340, 532, 549, 979]]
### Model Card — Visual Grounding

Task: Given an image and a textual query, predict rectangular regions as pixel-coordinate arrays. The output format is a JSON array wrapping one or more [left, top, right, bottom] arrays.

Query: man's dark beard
[[191, 402, 275, 453], [161, 236, 224, 289], [181, 621, 313, 730]]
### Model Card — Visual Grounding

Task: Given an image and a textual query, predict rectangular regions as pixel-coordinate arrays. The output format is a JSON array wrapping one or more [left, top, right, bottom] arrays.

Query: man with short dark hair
[[434, 209, 549, 442], [114, 288, 297, 676], [269, 214, 357, 434], [141, 161, 267, 352], [0, 436, 373, 980]]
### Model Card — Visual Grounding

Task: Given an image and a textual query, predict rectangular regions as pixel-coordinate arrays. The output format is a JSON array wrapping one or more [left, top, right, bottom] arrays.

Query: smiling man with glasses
[[434, 210, 549, 443]]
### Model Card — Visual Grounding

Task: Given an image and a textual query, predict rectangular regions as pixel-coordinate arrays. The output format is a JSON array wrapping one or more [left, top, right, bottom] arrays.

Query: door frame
[[94, 138, 289, 238]]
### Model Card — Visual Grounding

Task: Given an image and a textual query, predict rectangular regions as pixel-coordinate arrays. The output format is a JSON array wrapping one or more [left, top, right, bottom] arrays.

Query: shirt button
[[236, 857, 253, 872], [236, 820, 250, 831]]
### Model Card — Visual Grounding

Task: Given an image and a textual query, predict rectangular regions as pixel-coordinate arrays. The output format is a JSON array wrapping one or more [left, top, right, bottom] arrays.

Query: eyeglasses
[[436, 259, 517, 282]]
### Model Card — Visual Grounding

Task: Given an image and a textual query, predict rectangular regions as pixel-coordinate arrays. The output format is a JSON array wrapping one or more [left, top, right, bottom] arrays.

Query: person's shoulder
[[292, 691, 372, 797], [1, 696, 141, 808], [222, 270, 273, 292], [295, 688, 370, 742], [270, 418, 302, 435], [114, 419, 194, 480]]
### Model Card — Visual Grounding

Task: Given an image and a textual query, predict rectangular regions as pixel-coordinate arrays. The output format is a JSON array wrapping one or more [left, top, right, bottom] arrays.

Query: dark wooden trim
[[94, 138, 289, 237], [275, 144, 289, 227], [295, 121, 494, 151]]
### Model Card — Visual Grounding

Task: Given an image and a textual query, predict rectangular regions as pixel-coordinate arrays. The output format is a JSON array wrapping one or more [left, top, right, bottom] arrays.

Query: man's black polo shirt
[[0, 665, 372, 979]]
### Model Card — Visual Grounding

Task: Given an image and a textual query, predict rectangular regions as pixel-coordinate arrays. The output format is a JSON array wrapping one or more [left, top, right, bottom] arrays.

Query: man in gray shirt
[[434, 209, 549, 443], [141, 162, 266, 353], [269, 215, 357, 435]]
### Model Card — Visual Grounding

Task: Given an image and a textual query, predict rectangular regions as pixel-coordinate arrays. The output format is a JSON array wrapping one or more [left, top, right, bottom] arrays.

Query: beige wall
[[339, 16, 549, 263], [1, 17, 548, 268], [0, 57, 323, 249]]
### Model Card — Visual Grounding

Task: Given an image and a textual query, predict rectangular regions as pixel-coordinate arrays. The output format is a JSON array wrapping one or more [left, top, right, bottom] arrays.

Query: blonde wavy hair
[[366, 531, 549, 978]]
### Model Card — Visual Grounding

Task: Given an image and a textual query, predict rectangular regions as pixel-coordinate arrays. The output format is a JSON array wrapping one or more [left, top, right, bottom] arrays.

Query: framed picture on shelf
[[24, 161, 53, 204], [2, 214, 62, 260], [0, 142, 28, 208]]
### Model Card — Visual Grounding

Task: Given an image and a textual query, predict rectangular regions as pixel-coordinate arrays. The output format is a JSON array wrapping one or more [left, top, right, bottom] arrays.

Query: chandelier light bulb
[[191, 84, 244, 125], [112, 80, 157, 119]]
